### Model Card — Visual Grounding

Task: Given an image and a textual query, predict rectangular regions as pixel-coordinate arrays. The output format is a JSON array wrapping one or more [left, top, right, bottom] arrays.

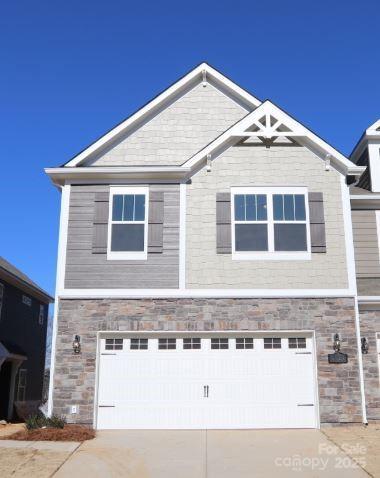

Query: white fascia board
[[63, 63, 261, 168], [350, 123, 380, 162], [358, 296, 380, 303], [367, 119, 380, 133], [45, 166, 191, 186], [60, 288, 356, 299], [184, 101, 364, 177], [351, 195, 380, 200]]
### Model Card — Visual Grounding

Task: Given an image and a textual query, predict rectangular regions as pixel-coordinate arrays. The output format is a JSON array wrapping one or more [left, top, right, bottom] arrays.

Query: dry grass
[[0, 424, 95, 442]]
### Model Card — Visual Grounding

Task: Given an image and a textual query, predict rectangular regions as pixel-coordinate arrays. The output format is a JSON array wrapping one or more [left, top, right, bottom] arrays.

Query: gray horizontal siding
[[357, 278, 380, 296], [352, 210, 380, 278], [65, 184, 179, 289]]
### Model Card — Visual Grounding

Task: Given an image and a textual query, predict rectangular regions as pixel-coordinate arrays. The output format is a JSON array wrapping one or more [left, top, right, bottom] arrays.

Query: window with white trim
[[107, 187, 148, 260], [38, 304, 45, 325], [16, 369, 27, 401], [232, 187, 310, 260]]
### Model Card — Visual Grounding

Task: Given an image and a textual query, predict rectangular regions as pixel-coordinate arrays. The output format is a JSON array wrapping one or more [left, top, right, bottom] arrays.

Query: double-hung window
[[107, 187, 148, 260], [232, 187, 310, 260]]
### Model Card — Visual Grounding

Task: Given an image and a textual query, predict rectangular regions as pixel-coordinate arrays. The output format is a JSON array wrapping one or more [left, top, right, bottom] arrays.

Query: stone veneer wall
[[53, 297, 362, 426], [358, 310, 380, 420]]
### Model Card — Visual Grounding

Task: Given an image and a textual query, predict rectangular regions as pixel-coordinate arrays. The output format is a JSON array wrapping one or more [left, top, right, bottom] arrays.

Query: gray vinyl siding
[[352, 210, 380, 281], [65, 184, 179, 289], [357, 278, 380, 296], [356, 148, 371, 191]]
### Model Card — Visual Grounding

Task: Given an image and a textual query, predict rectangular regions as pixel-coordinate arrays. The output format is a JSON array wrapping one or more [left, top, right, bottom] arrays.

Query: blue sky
[[0, 0, 379, 297]]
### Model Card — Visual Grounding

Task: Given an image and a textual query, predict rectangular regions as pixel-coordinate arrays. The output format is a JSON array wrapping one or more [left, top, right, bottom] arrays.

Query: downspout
[[341, 174, 367, 424], [354, 296, 368, 424]]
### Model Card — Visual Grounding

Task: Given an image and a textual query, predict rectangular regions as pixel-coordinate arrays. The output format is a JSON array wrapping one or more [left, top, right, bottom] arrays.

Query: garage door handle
[[99, 405, 115, 408], [297, 403, 314, 407], [204, 385, 209, 398]]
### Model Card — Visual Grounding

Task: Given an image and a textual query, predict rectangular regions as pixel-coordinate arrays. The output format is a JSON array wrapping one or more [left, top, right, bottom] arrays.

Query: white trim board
[[358, 296, 380, 303], [47, 184, 71, 416], [350, 119, 380, 162], [63, 63, 261, 168], [59, 288, 356, 299]]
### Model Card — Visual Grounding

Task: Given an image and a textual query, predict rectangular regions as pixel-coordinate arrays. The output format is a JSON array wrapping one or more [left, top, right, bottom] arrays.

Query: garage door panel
[[96, 334, 317, 429]]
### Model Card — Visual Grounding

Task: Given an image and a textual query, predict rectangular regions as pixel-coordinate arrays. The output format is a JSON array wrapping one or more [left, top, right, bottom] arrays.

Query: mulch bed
[[0, 424, 95, 442]]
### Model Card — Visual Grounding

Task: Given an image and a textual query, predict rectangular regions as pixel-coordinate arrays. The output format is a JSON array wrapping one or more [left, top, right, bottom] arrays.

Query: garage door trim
[[93, 330, 320, 429]]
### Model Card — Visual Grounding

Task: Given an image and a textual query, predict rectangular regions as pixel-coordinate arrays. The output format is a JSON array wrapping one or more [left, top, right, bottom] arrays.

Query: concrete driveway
[[54, 429, 368, 478]]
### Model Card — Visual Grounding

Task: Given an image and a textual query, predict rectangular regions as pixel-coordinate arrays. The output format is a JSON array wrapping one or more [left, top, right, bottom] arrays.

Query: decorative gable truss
[[232, 111, 304, 145], [185, 101, 365, 178]]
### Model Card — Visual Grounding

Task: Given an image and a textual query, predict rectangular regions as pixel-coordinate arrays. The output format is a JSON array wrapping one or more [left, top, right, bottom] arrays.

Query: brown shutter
[[308, 192, 326, 253], [148, 191, 164, 253], [216, 192, 232, 254], [92, 191, 109, 254]]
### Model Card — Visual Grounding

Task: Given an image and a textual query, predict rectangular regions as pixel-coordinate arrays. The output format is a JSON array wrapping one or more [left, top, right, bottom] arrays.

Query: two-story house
[[46, 63, 369, 430], [350, 121, 380, 422], [0, 257, 53, 421]]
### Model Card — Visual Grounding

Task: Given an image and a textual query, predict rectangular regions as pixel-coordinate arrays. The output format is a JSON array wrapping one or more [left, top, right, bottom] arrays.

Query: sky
[[0, 0, 379, 297]]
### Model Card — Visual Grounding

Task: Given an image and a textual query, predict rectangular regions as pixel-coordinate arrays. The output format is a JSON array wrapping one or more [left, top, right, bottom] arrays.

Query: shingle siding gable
[[85, 83, 249, 167]]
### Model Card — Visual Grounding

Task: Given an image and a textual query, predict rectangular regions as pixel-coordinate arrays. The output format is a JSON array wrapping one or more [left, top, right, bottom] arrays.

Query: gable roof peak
[[62, 62, 261, 168]]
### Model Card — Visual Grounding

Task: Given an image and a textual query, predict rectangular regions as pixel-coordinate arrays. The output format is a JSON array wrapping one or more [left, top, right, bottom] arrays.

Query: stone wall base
[[53, 297, 363, 426]]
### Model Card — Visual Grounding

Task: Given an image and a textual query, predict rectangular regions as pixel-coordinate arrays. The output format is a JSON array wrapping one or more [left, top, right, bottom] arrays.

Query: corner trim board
[[48, 184, 71, 416]]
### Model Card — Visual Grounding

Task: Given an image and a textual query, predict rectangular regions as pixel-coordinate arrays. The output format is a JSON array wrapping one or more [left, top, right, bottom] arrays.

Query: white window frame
[[231, 186, 311, 261], [17, 369, 27, 402], [38, 304, 45, 325], [107, 186, 149, 261]]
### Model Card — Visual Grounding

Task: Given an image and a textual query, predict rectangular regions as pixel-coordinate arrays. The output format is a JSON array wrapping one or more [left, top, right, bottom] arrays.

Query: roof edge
[[62, 62, 262, 169], [0, 262, 54, 303]]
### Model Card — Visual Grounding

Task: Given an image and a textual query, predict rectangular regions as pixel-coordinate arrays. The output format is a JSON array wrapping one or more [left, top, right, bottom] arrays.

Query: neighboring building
[[46, 63, 372, 430], [350, 120, 380, 421], [0, 257, 53, 420]]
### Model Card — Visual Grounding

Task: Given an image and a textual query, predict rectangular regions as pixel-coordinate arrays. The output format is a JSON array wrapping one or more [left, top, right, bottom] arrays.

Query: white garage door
[[96, 334, 317, 429]]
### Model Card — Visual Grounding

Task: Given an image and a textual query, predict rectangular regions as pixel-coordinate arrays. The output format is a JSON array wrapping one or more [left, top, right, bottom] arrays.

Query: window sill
[[107, 252, 148, 261], [232, 252, 311, 261]]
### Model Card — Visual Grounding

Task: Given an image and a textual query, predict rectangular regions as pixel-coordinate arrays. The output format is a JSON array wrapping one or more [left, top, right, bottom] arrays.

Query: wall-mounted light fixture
[[361, 337, 369, 354], [328, 333, 348, 364], [72, 335, 81, 354], [333, 333, 341, 353]]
